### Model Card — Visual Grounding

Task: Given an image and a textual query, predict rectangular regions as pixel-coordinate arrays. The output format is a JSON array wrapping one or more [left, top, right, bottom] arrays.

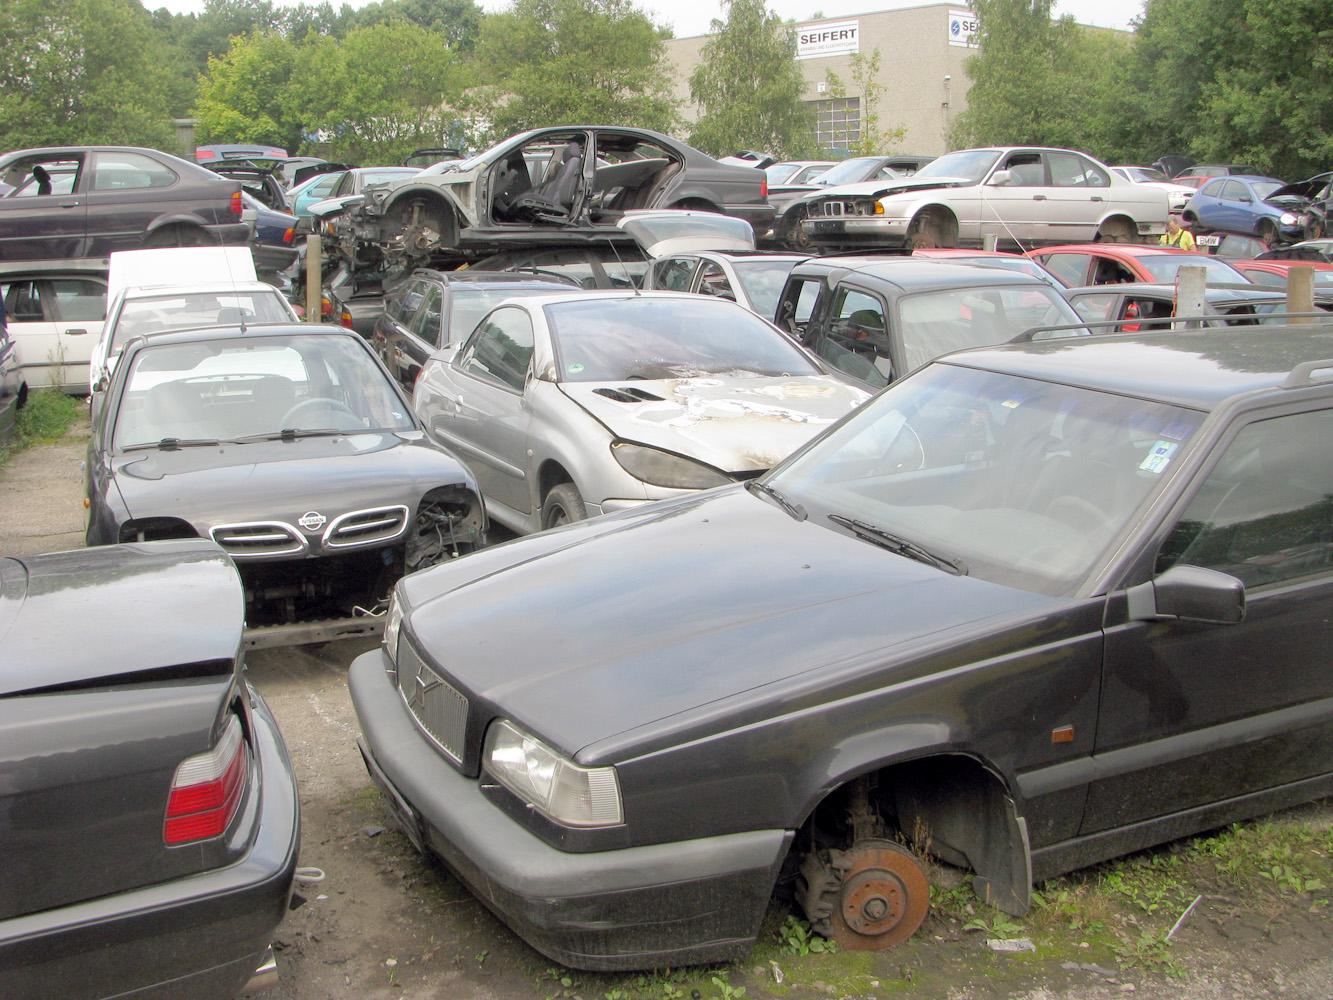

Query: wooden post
[[1287, 265, 1315, 324], [1174, 265, 1207, 329], [982, 234, 998, 252], [305, 234, 322, 323]]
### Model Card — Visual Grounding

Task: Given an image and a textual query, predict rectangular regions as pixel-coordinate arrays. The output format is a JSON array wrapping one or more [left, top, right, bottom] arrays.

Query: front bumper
[[349, 651, 791, 971], [801, 216, 910, 248], [0, 687, 300, 1000]]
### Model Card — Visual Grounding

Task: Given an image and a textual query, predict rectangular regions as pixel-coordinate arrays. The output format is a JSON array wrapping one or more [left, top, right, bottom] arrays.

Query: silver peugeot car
[[412, 290, 869, 534]]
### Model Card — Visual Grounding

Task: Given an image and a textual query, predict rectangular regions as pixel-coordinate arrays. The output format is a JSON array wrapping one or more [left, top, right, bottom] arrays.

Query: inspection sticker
[[567, 362, 585, 374], [1140, 439, 1178, 474]]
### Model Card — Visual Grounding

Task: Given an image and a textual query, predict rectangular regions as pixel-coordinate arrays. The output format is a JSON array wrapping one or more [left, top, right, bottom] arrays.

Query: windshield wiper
[[827, 514, 968, 576], [232, 428, 344, 443], [748, 480, 807, 521], [122, 437, 220, 452]]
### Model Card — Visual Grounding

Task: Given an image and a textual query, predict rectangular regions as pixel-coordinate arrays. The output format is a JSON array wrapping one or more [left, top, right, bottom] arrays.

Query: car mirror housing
[[1127, 564, 1246, 625], [988, 169, 1013, 187]]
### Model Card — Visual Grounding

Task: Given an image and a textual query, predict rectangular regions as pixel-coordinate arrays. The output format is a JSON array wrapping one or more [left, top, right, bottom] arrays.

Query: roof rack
[[1013, 313, 1333, 341], [1282, 359, 1333, 389]]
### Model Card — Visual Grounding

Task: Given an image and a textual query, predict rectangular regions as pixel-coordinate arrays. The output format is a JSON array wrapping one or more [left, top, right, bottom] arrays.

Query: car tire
[[1095, 218, 1136, 244], [541, 483, 586, 530], [1308, 217, 1326, 241], [785, 207, 812, 250], [144, 224, 212, 249], [1257, 220, 1278, 246]]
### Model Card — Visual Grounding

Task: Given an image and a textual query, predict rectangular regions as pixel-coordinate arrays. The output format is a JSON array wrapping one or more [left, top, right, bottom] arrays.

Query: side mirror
[[1127, 564, 1245, 625], [988, 169, 1013, 187]]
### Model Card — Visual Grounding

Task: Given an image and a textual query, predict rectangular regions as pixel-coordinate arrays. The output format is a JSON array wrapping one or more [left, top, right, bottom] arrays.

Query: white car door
[[1044, 151, 1115, 241], [1, 275, 105, 393], [977, 151, 1048, 244]]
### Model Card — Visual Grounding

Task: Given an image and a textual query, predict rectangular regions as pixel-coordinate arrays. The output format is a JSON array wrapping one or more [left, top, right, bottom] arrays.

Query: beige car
[[801, 146, 1170, 251]]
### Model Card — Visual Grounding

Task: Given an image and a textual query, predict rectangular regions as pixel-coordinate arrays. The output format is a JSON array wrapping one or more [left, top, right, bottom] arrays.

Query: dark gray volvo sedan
[[352, 325, 1333, 969], [0, 540, 298, 997]]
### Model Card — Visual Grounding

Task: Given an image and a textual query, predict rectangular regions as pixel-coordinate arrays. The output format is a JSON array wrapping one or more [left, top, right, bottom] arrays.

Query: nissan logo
[[298, 511, 327, 531]]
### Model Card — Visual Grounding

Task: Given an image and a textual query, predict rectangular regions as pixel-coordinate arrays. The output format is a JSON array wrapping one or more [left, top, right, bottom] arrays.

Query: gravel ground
[[3, 422, 1329, 1000]]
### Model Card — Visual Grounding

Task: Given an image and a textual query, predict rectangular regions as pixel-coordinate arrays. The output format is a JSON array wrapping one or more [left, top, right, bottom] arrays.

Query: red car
[[913, 247, 1060, 284], [1229, 259, 1333, 290], [1027, 243, 1250, 287]]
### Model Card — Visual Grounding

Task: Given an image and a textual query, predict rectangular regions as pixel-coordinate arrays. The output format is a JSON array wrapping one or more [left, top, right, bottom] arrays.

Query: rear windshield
[[449, 287, 572, 343], [545, 296, 818, 382], [1138, 255, 1246, 284], [897, 286, 1085, 372], [111, 290, 293, 356]]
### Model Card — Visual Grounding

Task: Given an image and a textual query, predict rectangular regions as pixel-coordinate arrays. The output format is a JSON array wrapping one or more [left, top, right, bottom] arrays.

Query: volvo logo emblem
[[408, 665, 441, 713], [298, 511, 327, 531]]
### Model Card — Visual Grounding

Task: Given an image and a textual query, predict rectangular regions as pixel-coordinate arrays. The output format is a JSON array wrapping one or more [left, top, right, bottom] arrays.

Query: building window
[[809, 97, 861, 153]]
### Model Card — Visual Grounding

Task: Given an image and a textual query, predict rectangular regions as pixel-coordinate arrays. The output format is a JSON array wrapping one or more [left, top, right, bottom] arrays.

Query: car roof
[[943, 326, 1333, 410], [1066, 283, 1287, 302], [125, 323, 348, 350], [1034, 244, 1192, 258], [795, 257, 1051, 290], [122, 281, 281, 299], [410, 269, 575, 286], [512, 289, 741, 311]]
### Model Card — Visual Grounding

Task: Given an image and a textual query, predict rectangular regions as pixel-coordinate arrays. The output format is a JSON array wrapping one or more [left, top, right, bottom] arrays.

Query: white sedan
[[801, 147, 1169, 250], [413, 290, 868, 535]]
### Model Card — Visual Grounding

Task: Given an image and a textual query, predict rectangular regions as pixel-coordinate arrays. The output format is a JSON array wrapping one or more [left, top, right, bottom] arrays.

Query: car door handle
[[64, 328, 89, 336], [1090, 196, 1105, 202], [1032, 195, 1047, 201], [59, 200, 80, 209]]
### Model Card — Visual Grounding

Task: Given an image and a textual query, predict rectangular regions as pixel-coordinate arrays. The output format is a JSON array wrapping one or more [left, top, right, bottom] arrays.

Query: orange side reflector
[[1051, 725, 1075, 745]]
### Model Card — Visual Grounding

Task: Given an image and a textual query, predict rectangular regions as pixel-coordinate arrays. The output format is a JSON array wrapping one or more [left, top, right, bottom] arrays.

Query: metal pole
[[1287, 265, 1315, 324], [305, 234, 322, 323], [982, 234, 998, 252], [1174, 266, 1207, 329]]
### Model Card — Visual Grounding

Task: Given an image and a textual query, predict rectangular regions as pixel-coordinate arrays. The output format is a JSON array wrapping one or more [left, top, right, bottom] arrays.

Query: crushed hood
[[813, 176, 972, 202], [560, 375, 867, 472]]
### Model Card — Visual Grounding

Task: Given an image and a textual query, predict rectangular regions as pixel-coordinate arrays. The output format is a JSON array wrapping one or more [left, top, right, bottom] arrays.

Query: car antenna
[[221, 237, 248, 332], [606, 238, 639, 296]]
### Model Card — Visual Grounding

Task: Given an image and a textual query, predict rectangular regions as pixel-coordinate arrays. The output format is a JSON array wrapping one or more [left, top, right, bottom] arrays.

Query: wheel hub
[[828, 840, 930, 950]]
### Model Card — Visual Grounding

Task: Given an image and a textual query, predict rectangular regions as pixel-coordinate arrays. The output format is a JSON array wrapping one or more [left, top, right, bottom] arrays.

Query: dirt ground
[[3, 423, 1330, 1000]]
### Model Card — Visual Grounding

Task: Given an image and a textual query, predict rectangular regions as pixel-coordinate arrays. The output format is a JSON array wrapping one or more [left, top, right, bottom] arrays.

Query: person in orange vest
[[1160, 216, 1195, 251]]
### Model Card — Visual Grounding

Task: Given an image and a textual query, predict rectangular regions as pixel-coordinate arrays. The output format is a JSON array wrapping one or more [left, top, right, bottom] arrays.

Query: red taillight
[[760, 177, 768, 199], [197, 149, 216, 160], [320, 294, 334, 318], [164, 715, 247, 845], [283, 227, 295, 245], [340, 309, 354, 329], [229, 190, 243, 219]]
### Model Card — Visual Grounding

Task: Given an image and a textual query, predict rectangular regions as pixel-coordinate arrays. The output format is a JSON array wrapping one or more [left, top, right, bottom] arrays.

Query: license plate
[[1195, 234, 1221, 246], [815, 220, 844, 232]]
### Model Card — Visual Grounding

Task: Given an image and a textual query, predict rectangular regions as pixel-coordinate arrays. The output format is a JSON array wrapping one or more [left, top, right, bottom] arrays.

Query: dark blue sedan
[[1183, 175, 1303, 244], [242, 191, 297, 274]]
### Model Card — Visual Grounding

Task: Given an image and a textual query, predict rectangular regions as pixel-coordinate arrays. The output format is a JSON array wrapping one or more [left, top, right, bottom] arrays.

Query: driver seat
[[511, 142, 584, 222]]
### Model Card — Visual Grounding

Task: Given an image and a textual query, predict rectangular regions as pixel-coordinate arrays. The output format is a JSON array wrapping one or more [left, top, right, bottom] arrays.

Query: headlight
[[1280, 212, 1298, 226], [484, 720, 623, 827], [611, 441, 731, 489], [383, 591, 403, 670]]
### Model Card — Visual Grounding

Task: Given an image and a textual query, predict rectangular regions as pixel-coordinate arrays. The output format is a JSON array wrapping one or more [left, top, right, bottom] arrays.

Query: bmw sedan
[[412, 291, 868, 534]]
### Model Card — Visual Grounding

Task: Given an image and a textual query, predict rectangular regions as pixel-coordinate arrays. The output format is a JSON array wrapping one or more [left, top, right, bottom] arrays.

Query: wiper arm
[[232, 428, 344, 443], [748, 480, 807, 521], [122, 437, 220, 452], [827, 514, 968, 576]]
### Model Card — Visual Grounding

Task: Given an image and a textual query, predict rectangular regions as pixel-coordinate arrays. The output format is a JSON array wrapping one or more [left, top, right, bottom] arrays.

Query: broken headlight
[[484, 720, 622, 828], [383, 590, 404, 674], [611, 441, 731, 490]]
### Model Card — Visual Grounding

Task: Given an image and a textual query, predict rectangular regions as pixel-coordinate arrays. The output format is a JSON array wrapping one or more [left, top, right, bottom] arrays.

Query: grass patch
[[0, 389, 82, 465]]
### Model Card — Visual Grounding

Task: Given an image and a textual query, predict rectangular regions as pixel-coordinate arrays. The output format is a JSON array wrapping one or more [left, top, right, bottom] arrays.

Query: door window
[[91, 152, 177, 191], [697, 262, 735, 301], [1000, 152, 1044, 186], [652, 257, 695, 291], [390, 281, 425, 324], [458, 307, 535, 391], [1039, 253, 1091, 287], [1048, 152, 1110, 188], [48, 278, 106, 321], [3, 156, 82, 197], [1157, 409, 1333, 588], [814, 287, 892, 387], [1071, 293, 1118, 321], [409, 286, 444, 347], [1219, 180, 1248, 202], [2, 280, 48, 321], [776, 277, 823, 333]]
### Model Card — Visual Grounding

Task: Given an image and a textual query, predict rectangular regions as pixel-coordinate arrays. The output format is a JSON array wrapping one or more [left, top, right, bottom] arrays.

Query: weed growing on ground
[[0, 389, 81, 466], [775, 914, 837, 956]]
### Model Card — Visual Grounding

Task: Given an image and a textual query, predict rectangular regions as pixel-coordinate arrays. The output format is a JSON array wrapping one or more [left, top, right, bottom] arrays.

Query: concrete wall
[[665, 3, 976, 156]]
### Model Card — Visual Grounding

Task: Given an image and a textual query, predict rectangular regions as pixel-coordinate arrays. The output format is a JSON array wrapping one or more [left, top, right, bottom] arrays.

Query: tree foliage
[[475, 0, 677, 139], [823, 49, 904, 156], [687, 0, 815, 159], [0, 0, 177, 149], [194, 30, 303, 150]]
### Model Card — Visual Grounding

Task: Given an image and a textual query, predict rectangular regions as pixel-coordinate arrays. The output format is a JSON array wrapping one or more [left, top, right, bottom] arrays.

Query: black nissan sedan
[[86, 324, 486, 646], [0, 540, 297, 997], [352, 323, 1333, 969]]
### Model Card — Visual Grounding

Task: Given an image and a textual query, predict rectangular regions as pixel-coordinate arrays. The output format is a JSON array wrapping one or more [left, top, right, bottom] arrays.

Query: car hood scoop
[[403, 488, 1056, 758], [563, 375, 867, 472]]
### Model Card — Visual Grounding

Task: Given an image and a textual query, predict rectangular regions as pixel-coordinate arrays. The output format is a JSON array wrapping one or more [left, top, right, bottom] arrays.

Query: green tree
[[475, 0, 677, 139], [0, 0, 176, 149], [194, 30, 303, 150], [287, 21, 471, 162], [823, 49, 905, 155], [687, 0, 815, 158], [348, 0, 483, 51]]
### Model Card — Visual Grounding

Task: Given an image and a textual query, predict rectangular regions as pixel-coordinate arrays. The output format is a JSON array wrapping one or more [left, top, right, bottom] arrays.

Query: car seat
[[510, 142, 584, 222]]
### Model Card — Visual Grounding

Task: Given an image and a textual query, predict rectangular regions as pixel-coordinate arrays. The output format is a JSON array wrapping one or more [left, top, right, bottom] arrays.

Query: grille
[[209, 521, 305, 558], [397, 640, 468, 764], [324, 505, 409, 548], [820, 200, 877, 217]]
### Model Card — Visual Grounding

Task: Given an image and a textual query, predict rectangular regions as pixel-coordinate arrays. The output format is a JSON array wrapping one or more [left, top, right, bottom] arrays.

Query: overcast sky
[[153, 0, 1146, 36]]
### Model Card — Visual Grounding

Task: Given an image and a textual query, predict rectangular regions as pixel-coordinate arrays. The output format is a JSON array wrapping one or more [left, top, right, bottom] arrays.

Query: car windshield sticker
[[568, 362, 585, 374], [1001, 399, 1022, 409], [1139, 439, 1178, 474], [1157, 417, 1195, 441]]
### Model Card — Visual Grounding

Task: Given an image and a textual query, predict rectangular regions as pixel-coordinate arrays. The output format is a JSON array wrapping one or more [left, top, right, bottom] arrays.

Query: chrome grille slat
[[324, 505, 409, 549], [209, 521, 305, 557], [397, 640, 468, 764]]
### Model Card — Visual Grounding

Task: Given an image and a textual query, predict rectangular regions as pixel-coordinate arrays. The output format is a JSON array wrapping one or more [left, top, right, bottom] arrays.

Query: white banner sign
[[796, 20, 860, 60], [948, 9, 979, 47]]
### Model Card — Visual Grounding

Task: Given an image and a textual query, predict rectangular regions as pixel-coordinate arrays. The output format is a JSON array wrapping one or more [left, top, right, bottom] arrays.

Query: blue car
[[242, 191, 297, 274], [1183, 175, 1304, 244], [288, 170, 347, 219]]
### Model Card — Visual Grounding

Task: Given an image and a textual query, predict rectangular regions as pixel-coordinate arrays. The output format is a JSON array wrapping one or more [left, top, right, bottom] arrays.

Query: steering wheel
[[280, 397, 359, 428], [1047, 495, 1116, 536]]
